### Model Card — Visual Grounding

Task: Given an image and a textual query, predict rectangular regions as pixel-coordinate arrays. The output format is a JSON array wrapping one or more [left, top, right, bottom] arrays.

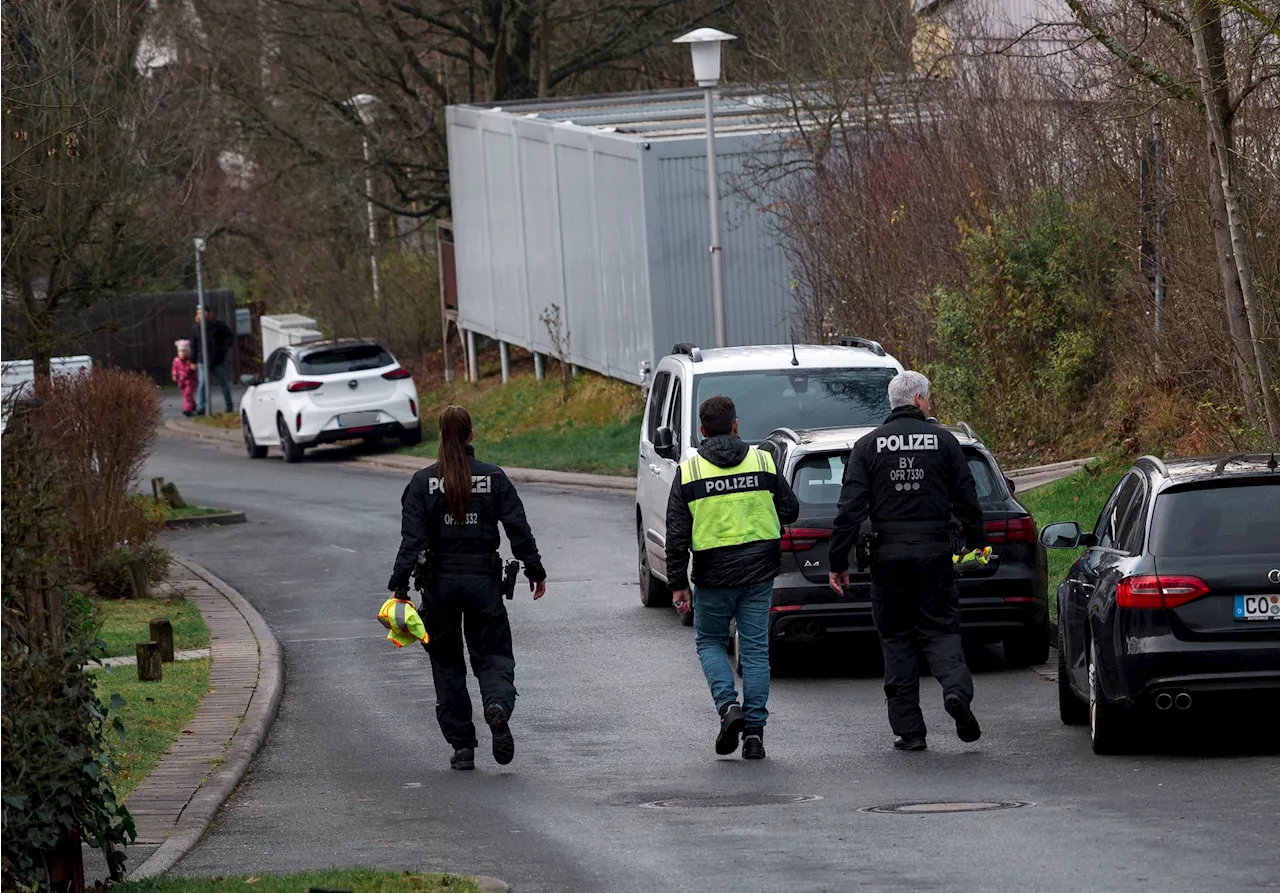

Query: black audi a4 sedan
[[1043, 453, 1280, 754]]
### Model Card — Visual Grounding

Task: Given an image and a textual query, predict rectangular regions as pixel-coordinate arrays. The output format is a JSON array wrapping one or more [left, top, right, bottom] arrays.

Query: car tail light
[[985, 516, 1036, 543], [409, 398, 417, 417], [770, 604, 804, 613], [287, 380, 322, 392], [295, 412, 302, 432], [1116, 575, 1210, 610], [382, 367, 412, 380], [780, 528, 831, 552]]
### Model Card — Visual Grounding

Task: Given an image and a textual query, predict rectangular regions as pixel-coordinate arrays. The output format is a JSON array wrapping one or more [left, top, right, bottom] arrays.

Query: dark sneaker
[[945, 695, 982, 743], [742, 728, 766, 760], [484, 703, 515, 765], [450, 747, 475, 770], [893, 736, 927, 752], [715, 702, 745, 755]]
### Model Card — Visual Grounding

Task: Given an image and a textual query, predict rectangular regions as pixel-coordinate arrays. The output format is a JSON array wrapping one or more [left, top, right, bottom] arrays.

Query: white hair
[[888, 371, 930, 409]]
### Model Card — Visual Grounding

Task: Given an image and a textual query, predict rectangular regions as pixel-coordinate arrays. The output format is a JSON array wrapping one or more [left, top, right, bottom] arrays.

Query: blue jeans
[[693, 580, 772, 730], [196, 362, 233, 414]]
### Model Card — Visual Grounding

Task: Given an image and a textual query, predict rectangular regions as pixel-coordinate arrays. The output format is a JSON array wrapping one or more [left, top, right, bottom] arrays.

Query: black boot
[[716, 702, 745, 755], [742, 728, 766, 760], [450, 747, 475, 770], [484, 703, 515, 765], [893, 736, 927, 752], [944, 695, 981, 743]]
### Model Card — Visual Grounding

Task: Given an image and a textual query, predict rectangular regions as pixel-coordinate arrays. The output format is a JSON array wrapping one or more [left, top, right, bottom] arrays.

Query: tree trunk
[[1207, 133, 1263, 425], [1188, 0, 1280, 441], [150, 617, 175, 662]]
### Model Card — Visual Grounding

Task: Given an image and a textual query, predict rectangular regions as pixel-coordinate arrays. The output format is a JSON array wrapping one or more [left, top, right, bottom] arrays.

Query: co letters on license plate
[[1233, 594, 1280, 621], [338, 411, 379, 428]]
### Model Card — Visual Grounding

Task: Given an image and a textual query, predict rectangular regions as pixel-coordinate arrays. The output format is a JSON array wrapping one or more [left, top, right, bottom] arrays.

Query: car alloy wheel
[[243, 414, 267, 459], [1088, 640, 1134, 755]]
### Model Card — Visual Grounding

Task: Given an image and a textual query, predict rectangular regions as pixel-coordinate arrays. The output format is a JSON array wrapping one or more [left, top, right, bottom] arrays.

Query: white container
[[259, 314, 323, 360]]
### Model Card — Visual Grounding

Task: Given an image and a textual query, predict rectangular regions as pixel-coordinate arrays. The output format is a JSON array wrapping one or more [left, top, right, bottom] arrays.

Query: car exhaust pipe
[[1154, 692, 1173, 711], [1174, 692, 1192, 711]]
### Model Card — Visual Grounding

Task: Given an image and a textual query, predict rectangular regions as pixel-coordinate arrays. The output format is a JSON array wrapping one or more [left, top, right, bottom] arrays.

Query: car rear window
[[1150, 480, 1280, 556], [791, 447, 1004, 514], [694, 367, 897, 444], [297, 344, 394, 375]]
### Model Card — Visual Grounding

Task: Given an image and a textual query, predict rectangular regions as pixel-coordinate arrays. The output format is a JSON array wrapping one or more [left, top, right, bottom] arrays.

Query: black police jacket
[[664, 434, 799, 591], [829, 406, 984, 572], [387, 447, 546, 592]]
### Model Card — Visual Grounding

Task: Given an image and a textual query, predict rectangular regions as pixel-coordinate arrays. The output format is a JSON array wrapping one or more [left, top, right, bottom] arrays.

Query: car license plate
[[1234, 594, 1280, 621], [338, 411, 379, 428]]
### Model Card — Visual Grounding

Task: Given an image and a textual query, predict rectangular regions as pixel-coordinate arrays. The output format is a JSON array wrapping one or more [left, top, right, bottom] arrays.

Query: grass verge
[[193, 412, 240, 430], [113, 869, 481, 892], [165, 505, 228, 519], [403, 371, 644, 475], [90, 658, 210, 800], [94, 596, 210, 658], [1020, 459, 1126, 618]]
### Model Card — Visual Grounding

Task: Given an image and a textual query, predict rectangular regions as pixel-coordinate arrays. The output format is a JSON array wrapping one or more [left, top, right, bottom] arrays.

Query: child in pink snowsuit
[[172, 339, 198, 416]]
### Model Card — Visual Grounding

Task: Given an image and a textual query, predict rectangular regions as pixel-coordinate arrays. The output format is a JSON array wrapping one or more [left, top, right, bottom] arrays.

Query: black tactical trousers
[[869, 554, 974, 740], [421, 570, 516, 749]]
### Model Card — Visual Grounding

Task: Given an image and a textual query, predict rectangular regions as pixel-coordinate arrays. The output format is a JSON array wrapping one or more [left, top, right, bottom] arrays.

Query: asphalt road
[[143, 433, 1280, 893]]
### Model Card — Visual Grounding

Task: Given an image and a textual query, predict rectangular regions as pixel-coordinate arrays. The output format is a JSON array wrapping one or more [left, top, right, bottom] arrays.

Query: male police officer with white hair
[[827, 371, 985, 751]]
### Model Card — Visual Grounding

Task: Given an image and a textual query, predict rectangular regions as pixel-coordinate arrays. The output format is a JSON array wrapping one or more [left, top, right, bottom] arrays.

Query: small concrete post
[[160, 481, 186, 509], [150, 618, 175, 662], [151, 477, 165, 501], [499, 342, 511, 383], [136, 642, 163, 682], [534, 353, 545, 380], [571, 364, 580, 378], [466, 330, 479, 382]]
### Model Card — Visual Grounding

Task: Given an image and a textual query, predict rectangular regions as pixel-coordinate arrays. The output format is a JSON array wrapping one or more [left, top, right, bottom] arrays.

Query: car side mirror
[[1040, 521, 1085, 549], [1005, 476, 1016, 494], [240, 373, 262, 387], [654, 426, 678, 461]]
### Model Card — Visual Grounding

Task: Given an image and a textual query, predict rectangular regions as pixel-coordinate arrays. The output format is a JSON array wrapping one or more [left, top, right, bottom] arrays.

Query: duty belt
[[432, 552, 502, 573], [873, 521, 952, 544]]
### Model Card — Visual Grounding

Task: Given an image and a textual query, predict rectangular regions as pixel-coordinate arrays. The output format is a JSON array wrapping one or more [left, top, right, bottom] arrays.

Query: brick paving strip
[[123, 556, 284, 881]]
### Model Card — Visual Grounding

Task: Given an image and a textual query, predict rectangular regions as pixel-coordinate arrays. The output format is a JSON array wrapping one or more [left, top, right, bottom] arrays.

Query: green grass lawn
[[192, 412, 240, 429], [166, 505, 228, 519], [90, 658, 210, 800], [403, 371, 644, 476], [1020, 460, 1126, 618], [113, 869, 480, 892], [94, 596, 210, 658]]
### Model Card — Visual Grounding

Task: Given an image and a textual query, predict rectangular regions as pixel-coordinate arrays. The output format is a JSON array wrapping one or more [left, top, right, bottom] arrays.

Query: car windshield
[[298, 344, 394, 375], [790, 447, 1003, 513], [1150, 480, 1280, 556], [695, 368, 897, 444]]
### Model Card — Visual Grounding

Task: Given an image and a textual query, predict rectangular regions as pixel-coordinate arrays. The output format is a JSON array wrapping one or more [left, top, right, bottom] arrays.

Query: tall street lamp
[[674, 27, 736, 349], [346, 93, 382, 306]]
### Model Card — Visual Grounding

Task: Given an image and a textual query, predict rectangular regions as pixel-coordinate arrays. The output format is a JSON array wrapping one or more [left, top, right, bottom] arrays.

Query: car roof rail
[[834, 336, 886, 357], [1212, 451, 1279, 475], [671, 342, 702, 362], [955, 421, 981, 442], [1137, 455, 1170, 478]]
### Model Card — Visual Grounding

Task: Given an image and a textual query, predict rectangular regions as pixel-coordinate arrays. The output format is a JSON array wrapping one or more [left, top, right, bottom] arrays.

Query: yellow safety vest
[[680, 448, 781, 552], [377, 597, 430, 648]]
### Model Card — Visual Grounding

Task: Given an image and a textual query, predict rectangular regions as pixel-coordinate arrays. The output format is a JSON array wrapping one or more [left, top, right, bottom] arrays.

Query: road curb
[[163, 510, 248, 529], [163, 417, 636, 492], [128, 556, 284, 880]]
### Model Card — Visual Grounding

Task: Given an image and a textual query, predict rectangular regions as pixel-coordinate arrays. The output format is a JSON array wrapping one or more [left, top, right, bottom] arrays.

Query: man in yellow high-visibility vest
[[666, 396, 799, 760]]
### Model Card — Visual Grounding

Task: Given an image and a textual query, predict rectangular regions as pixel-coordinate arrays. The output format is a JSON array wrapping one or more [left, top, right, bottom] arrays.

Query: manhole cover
[[641, 794, 822, 809], [860, 800, 1033, 815]]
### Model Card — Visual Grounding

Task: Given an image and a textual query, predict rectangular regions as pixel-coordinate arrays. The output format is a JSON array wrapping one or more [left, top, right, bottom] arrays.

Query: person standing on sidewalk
[[387, 405, 547, 770], [192, 307, 235, 415], [666, 396, 799, 760], [827, 371, 985, 752]]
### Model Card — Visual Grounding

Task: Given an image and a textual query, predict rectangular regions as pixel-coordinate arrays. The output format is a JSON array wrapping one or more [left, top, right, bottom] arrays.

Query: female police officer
[[387, 406, 547, 770]]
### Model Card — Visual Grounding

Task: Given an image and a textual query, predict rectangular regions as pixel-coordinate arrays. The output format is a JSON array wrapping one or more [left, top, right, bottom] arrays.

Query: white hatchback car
[[239, 339, 421, 462]]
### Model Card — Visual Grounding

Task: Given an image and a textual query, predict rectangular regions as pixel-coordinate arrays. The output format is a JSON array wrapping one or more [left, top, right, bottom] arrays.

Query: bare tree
[[2, 0, 202, 372]]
